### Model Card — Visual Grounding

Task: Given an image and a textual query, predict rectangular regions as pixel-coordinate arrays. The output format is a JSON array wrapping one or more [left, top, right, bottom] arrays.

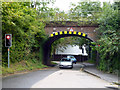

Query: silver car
[[59, 58, 73, 69]]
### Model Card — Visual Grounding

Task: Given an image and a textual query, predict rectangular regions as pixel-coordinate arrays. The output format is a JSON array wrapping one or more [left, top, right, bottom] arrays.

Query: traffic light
[[5, 34, 12, 47]]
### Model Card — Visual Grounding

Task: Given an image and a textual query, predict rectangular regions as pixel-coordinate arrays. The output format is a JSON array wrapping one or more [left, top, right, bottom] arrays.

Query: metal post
[[8, 47, 10, 68], [91, 49, 92, 60]]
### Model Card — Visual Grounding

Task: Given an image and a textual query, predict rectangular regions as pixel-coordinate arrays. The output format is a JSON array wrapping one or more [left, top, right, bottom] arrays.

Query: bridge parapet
[[45, 21, 98, 41], [45, 21, 98, 27]]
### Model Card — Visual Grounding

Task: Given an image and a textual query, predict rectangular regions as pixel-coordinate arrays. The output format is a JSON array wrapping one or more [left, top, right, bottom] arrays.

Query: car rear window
[[61, 59, 71, 61], [67, 56, 74, 58]]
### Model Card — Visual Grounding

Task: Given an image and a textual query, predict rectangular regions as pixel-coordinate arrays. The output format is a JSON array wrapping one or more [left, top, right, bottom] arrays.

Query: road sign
[[69, 27, 74, 32]]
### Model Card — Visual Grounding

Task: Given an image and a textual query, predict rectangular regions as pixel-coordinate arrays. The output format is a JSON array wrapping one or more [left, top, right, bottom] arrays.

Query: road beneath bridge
[[3, 62, 111, 89]]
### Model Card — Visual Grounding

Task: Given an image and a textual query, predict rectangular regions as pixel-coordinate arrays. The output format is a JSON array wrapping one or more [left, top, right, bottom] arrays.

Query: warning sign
[[69, 27, 74, 32]]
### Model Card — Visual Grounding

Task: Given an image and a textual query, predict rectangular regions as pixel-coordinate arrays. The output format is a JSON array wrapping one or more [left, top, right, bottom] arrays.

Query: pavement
[[82, 62, 120, 89]]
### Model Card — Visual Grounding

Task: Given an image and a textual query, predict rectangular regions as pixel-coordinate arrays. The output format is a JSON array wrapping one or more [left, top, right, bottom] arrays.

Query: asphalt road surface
[[2, 62, 110, 88]]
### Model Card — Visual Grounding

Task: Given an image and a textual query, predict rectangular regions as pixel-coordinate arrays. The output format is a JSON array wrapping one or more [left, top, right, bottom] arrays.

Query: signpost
[[69, 27, 74, 32], [5, 34, 12, 68]]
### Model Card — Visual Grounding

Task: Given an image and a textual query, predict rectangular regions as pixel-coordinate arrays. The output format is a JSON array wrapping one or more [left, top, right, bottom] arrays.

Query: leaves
[[2, 2, 47, 65], [94, 2, 120, 73], [69, 2, 102, 22]]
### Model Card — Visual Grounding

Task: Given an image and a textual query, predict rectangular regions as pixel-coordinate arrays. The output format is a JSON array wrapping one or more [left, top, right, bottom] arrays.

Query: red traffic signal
[[6, 35, 10, 39], [5, 34, 12, 47]]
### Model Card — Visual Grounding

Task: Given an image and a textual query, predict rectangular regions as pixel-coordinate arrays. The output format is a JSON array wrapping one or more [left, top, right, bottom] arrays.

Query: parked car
[[67, 55, 77, 64], [59, 58, 73, 69]]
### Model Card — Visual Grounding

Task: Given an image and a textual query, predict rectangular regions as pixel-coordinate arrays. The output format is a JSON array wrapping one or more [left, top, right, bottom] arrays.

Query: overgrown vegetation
[[2, 59, 47, 76], [69, 1, 102, 23], [94, 2, 120, 74], [2, 2, 49, 74], [2, 1, 120, 76]]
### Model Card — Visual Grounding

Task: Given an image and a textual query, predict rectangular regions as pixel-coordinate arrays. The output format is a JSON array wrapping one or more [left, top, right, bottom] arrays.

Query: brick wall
[[45, 21, 98, 41]]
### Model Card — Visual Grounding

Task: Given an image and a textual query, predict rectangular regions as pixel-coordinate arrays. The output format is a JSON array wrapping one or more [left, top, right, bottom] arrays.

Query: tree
[[69, 2, 102, 22], [2, 2, 46, 65], [94, 2, 120, 73]]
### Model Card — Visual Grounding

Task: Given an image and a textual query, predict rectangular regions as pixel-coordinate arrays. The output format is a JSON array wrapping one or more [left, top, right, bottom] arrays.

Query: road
[[2, 62, 110, 88]]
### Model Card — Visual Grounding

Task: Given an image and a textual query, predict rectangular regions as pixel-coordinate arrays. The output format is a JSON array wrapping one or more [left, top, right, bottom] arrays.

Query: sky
[[48, 0, 114, 12]]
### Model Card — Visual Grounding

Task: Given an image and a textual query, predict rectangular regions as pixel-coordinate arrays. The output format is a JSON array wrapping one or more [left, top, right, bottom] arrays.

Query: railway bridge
[[43, 21, 99, 65]]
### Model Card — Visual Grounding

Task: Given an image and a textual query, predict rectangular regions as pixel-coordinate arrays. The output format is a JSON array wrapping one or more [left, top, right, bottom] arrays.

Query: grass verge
[[51, 61, 58, 65], [2, 59, 48, 77]]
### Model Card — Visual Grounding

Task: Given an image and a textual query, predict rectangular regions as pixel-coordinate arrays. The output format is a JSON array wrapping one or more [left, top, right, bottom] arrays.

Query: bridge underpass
[[43, 21, 98, 65], [43, 31, 94, 65]]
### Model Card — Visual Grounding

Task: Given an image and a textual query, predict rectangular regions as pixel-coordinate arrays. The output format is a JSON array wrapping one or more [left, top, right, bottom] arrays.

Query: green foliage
[[34, 1, 102, 23], [85, 59, 95, 64], [71, 37, 89, 46], [51, 38, 68, 55], [94, 2, 120, 74], [69, 2, 102, 22], [2, 2, 47, 66], [51, 61, 57, 65], [2, 58, 48, 76]]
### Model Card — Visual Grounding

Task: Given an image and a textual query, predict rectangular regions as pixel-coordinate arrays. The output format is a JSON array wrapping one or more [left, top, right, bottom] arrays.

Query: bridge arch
[[43, 31, 94, 65]]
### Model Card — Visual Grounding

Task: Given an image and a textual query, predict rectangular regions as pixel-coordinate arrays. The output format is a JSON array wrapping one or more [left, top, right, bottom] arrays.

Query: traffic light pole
[[5, 34, 12, 68], [8, 47, 10, 68]]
